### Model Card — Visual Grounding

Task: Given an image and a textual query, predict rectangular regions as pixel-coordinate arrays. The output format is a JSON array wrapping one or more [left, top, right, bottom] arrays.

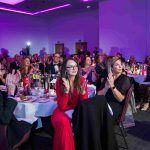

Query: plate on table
[[15, 96, 37, 102], [38, 98, 51, 103], [49, 94, 56, 97]]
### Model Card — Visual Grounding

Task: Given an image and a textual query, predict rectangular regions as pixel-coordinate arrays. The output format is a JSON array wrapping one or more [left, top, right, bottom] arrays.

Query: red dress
[[51, 76, 88, 150]]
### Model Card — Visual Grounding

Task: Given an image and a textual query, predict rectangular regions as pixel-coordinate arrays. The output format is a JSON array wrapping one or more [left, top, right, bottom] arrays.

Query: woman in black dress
[[98, 57, 131, 121]]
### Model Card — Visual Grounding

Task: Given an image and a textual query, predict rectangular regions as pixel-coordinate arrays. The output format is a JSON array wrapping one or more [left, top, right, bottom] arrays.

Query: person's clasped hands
[[107, 72, 115, 89], [6, 69, 21, 96]]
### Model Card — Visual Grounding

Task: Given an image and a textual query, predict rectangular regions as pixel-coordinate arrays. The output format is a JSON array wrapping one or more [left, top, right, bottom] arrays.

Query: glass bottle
[[44, 75, 49, 93], [23, 74, 31, 96]]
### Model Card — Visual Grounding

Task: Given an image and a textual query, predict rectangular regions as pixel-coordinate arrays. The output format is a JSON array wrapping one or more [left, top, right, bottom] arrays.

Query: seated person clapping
[[97, 57, 131, 122], [80, 56, 97, 84], [0, 70, 30, 149], [45, 53, 61, 75], [51, 58, 88, 150], [20, 57, 33, 78]]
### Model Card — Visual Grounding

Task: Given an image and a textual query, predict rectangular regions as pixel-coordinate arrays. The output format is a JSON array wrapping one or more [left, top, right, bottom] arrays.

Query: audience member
[[51, 58, 88, 150], [98, 57, 131, 122]]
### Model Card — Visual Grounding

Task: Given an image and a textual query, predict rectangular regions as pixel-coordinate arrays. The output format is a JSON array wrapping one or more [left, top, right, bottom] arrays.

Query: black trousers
[[139, 84, 150, 103]]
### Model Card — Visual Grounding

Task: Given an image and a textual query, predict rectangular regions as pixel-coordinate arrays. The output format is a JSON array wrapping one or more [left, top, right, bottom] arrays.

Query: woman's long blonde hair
[[20, 57, 32, 77]]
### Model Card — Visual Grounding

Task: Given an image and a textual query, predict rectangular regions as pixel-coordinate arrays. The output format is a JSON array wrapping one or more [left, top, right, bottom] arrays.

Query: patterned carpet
[[20, 109, 150, 150], [117, 109, 150, 150]]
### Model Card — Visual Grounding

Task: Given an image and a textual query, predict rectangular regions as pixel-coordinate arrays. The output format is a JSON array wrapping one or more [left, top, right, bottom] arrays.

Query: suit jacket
[[72, 95, 118, 150], [45, 62, 61, 74], [39, 63, 46, 75], [9, 61, 20, 72]]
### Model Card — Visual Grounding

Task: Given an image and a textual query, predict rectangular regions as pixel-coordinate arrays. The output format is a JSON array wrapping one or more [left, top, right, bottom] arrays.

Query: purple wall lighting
[[81, 0, 92, 2], [0, 0, 25, 5], [0, 4, 72, 15], [0, 7, 33, 15]]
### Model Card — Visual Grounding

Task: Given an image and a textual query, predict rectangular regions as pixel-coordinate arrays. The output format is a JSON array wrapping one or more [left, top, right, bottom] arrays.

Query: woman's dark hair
[[95, 53, 105, 63], [60, 58, 81, 94], [81, 56, 92, 68]]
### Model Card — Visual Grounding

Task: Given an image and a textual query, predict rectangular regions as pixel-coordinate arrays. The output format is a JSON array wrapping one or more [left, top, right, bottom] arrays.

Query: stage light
[[26, 41, 31, 46]]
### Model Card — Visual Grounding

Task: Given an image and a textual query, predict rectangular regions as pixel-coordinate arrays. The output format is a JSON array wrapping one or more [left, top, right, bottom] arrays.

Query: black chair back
[[117, 85, 134, 124], [115, 84, 134, 149]]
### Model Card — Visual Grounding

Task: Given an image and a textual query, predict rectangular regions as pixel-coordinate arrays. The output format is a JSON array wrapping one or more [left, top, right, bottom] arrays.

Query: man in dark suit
[[45, 53, 61, 75], [9, 54, 20, 72]]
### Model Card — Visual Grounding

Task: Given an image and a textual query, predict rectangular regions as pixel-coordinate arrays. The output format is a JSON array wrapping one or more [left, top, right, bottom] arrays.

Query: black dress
[[105, 74, 131, 121], [0, 91, 31, 149]]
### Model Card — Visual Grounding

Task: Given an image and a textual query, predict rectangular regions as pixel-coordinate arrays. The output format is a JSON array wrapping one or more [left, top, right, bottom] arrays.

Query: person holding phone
[[51, 58, 88, 150], [0, 70, 31, 149]]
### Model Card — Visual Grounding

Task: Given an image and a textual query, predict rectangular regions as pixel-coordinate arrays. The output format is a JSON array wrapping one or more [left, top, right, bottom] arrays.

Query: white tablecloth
[[128, 75, 150, 84], [14, 85, 96, 124], [87, 84, 96, 97], [14, 97, 57, 124]]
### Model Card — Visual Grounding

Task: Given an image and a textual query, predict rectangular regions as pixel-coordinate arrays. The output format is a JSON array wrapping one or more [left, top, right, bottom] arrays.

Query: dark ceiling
[[0, 0, 99, 17]]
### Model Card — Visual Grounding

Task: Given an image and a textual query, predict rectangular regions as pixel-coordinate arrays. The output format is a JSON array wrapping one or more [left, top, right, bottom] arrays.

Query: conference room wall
[[48, 9, 99, 55], [0, 11, 49, 57], [99, 0, 150, 62]]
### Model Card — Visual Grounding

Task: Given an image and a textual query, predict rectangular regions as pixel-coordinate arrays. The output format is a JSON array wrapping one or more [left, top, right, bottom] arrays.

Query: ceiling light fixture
[[0, 0, 25, 5], [81, 0, 93, 2], [82, 0, 89, 2], [0, 7, 33, 15], [33, 4, 71, 15], [87, 5, 91, 8], [0, 4, 71, 15]]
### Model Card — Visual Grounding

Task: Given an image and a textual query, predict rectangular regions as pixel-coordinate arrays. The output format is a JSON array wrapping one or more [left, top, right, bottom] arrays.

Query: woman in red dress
[[51, 58, 88, 150]]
